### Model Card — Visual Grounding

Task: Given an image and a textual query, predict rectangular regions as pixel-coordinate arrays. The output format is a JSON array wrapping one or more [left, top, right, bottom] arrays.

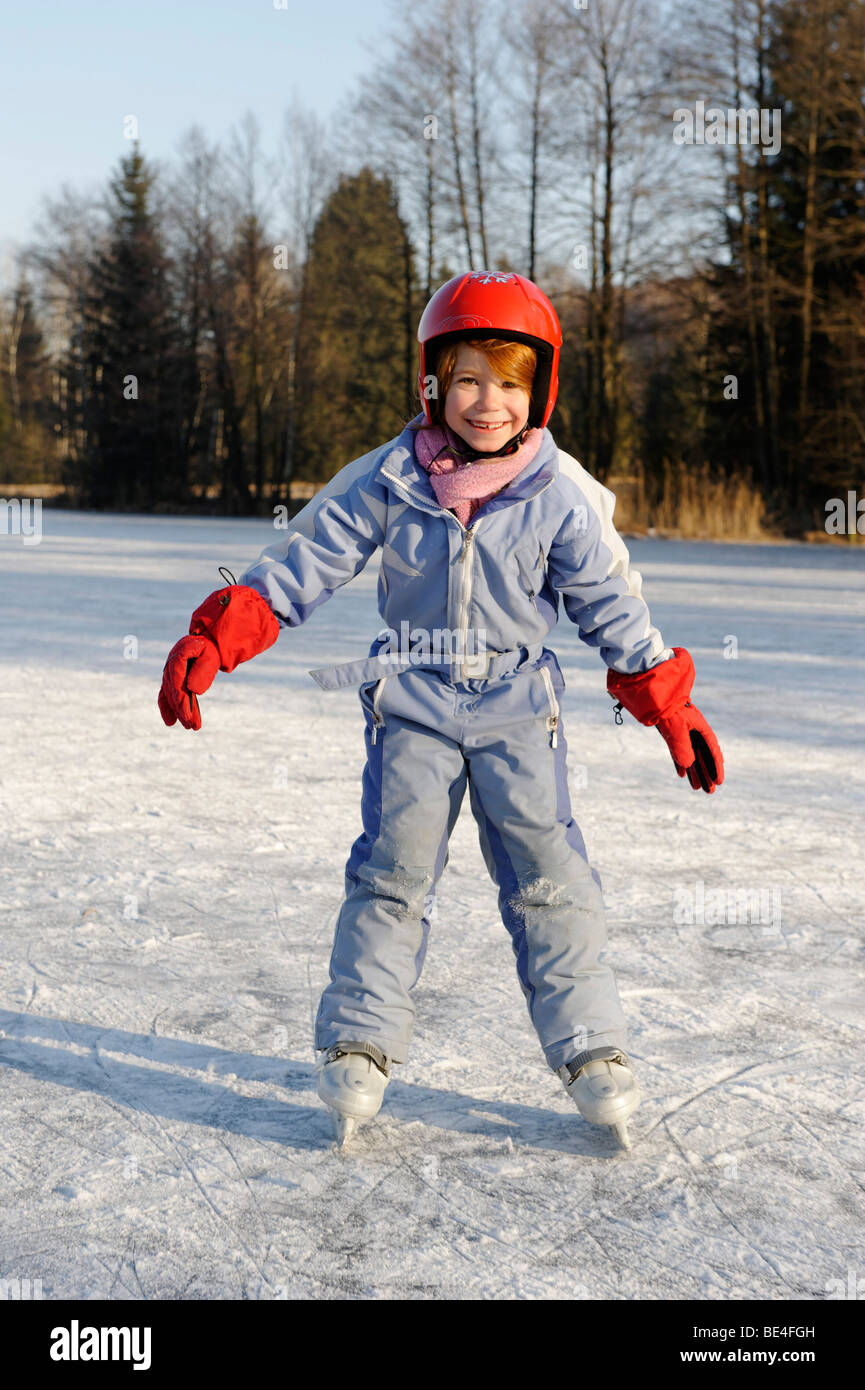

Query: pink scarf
[[413, 422, 544, 527]]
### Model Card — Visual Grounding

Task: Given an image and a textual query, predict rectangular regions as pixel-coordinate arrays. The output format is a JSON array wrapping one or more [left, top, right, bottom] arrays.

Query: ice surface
[[0, 511, 863, 1300]]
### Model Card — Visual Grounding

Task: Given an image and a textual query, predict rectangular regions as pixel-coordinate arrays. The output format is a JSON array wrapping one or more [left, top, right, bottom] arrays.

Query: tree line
[[0, 0, 862, 531]]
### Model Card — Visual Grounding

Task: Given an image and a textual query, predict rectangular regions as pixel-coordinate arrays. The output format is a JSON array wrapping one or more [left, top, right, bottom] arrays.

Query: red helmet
[[416, 270, 562, 429]]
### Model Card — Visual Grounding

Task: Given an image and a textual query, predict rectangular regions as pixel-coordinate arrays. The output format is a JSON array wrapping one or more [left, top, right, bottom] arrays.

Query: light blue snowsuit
[[240, 416, 671, 1072]]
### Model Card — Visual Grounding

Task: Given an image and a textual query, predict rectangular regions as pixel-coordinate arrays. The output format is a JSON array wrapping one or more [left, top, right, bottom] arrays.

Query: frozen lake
[[0, 509, 863, 1299]]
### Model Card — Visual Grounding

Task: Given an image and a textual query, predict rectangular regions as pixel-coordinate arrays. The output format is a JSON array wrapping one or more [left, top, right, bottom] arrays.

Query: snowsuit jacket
[[239, 414, 670, 681], [241, 414, 663, 1069]]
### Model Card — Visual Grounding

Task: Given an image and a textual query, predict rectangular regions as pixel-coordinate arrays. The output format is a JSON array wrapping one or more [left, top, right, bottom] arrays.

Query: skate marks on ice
[[318, 1047, 863, 1301], [0, 1012, 615, 1300], [0, 1017, 861, 1298], [0, 1006, 620, 1156], [2, 518, 865, 1298], [0, 1009, 321, 1141], [0, 1007, 345, 1299]]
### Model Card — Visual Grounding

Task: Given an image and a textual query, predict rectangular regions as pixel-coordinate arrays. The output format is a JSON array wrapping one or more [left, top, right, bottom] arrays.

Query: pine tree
[[1, 275, 49, 480], [293, 168, 419, 483], [761, 0, 865, 504], [0, 365, 12, 482], [700, 0, 865, 517], [79, 143, 183, 508]]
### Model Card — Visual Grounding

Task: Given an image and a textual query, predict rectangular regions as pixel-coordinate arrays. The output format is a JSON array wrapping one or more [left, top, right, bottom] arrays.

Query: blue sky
[[0, 0, 394, 268]]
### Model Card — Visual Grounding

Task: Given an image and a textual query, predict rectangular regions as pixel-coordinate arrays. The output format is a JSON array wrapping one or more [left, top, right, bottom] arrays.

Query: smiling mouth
[[467, 420, 508, 430]]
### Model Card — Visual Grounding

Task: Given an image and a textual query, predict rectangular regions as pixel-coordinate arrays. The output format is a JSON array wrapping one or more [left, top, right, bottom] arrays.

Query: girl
[[158, 271, 724, 1151]]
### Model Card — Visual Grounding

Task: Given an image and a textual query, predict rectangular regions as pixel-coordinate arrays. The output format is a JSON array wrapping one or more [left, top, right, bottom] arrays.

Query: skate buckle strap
[[557, 1046, 629, 1087], [325, 1040, 392, 1077]]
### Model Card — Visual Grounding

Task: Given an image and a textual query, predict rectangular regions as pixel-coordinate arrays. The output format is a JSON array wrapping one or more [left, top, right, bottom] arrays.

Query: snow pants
[[313, 647, 628, 1073]]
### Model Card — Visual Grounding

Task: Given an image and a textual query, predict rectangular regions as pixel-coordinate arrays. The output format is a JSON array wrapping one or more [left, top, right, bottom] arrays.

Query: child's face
[[443, 344, 531, 451]]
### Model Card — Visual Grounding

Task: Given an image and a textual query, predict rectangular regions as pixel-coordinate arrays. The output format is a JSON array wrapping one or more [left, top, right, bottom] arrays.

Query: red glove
[[607, 647, 724, 794], [158, 584, 280, 731]]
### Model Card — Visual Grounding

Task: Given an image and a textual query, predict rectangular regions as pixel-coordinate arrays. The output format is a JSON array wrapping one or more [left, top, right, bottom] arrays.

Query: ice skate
[[558, 1047, 641, 1151], [317, 1041, 391, 1148]]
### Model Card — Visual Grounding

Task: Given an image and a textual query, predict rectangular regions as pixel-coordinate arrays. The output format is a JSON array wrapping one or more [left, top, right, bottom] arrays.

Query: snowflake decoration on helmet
[[467, 271, 516, 286]]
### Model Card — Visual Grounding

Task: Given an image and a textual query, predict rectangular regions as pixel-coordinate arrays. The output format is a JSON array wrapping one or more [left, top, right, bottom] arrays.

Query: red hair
[[413, 337, 537, 431]]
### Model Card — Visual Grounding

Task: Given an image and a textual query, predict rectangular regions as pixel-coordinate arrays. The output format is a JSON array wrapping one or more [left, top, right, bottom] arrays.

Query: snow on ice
[[0, 510, 863, 1300]]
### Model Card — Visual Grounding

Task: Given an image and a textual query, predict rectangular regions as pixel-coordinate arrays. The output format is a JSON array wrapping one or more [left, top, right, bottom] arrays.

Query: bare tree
[[163, 126, 223, 497], [555, 0, 677, 474], [276, 96, 339, 485], [499, 0, 577, 278], [341, 0, 513, 279], [22, 184, 108, 472]]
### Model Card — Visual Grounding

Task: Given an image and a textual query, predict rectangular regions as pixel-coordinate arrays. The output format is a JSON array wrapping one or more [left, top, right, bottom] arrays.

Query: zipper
[[533, 543, 546, 609], [456, 526, 477, 679], [539, 665, 560, 748], [380, 470, 467, 521], [378, 465, 556, 679], [369, 677, 387, 744], [516, 552, 539, 610]]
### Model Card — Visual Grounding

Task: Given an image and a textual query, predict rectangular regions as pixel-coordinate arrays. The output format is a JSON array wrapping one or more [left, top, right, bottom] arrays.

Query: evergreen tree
[[79, 143, 183, 508], [0, 362, 12, 481], [0, 275, 50, 480], [293, 168, 419, 483], [700, 0, 865, 517], [761, 0, 865, 505]]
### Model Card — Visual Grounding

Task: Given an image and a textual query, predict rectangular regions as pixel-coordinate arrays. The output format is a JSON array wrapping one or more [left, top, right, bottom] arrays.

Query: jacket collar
[[378, 414, 558, 514]]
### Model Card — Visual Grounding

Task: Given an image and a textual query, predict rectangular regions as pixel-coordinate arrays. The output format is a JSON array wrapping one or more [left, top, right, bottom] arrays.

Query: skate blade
[[611, 1120, 632, 1151], [332, 1112, 359, 1148]]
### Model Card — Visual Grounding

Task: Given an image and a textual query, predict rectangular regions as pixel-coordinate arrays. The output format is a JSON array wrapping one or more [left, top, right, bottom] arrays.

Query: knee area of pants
[[506, 873, 601, 920], [357, 859, 433, 918]]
